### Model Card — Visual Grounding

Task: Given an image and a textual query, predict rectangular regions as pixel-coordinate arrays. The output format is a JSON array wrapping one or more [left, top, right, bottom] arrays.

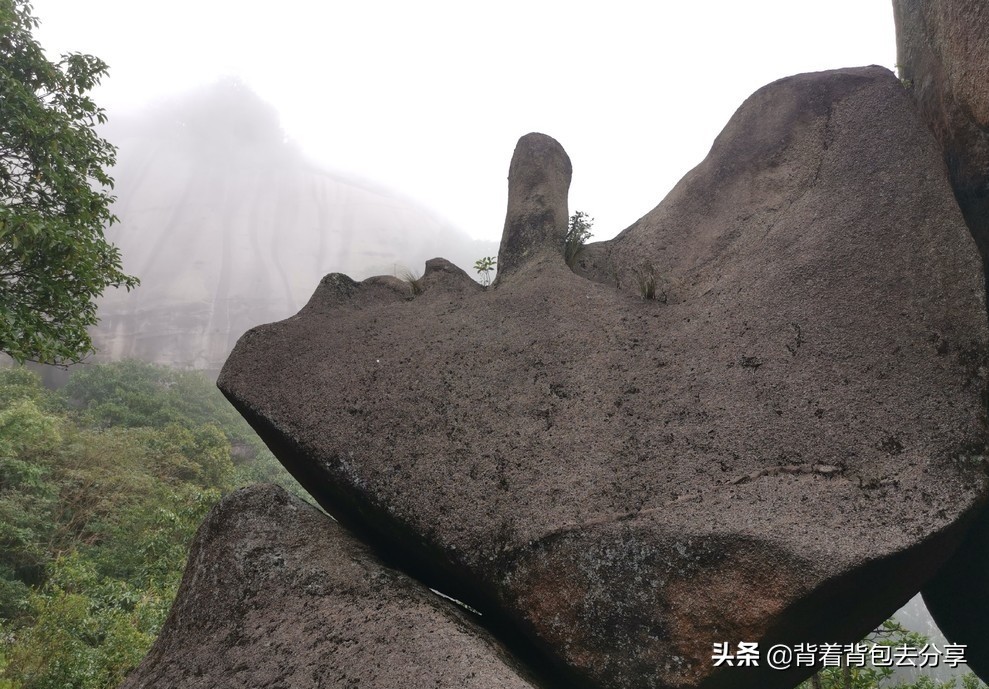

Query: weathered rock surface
[[893, 0, 989, 259], [894, 5, 989, 677], [219, 67, 989, 689], [119, 484, 541, 689], [496, 133, 572, 280]]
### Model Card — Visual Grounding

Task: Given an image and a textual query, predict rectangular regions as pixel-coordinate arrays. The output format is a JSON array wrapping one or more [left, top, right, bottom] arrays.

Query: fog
[[93, 80, 496, 372], [30, 1, 898, 241], [24, 1, 899, 370]]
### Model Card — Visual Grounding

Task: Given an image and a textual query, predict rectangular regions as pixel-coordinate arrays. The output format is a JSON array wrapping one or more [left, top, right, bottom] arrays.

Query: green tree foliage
[[473, 256, 496, 287], [0, 0, 138, 365], [0, 368, 51, 410], [565, 210, 593, 267], [2, 553, 172, 689], [61, 360, 261, 451], [0, 363, 304, 687], [0, 394, 61, 618], [795, 619, 986, 689]]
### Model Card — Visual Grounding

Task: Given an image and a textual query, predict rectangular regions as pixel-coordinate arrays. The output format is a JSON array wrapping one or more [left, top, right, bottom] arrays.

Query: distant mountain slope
[[93, 79, 495, 373]]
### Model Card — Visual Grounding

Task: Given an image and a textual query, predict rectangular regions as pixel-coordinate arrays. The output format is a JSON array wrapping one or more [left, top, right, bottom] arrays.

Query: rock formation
[[119, 485, 541, 689], [93, 79, 495, 375], [893, 0, 989, 259], [218, 66, 989, 689], [496, 133, 572, 280], [893, 1, 989, 678]]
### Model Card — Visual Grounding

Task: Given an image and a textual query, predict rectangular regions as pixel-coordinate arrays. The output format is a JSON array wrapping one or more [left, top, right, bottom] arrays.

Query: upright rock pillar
[[496, 133, 572, 280]]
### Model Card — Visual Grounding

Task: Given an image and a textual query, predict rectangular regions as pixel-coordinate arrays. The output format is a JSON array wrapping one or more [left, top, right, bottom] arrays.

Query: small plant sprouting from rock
[[565, 211, 594, 267], [634, 262, 659, 300], [474, 256, 496, 287], [401, 269, 424, 296], [895, 63, 914, 90]]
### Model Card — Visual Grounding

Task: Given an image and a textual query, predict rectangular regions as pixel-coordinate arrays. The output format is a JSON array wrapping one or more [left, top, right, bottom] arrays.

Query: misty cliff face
[[94, 80, 494, 373]]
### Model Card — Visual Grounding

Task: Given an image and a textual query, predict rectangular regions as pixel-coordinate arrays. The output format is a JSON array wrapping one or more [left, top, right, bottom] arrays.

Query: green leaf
[[0, 0, 139, 365]]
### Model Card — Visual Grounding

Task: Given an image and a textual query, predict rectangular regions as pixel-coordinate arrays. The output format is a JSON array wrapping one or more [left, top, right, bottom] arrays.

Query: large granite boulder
[[119, 485, 541, 689], [893, 0, 989, 257], [219, 67, 989, 689]]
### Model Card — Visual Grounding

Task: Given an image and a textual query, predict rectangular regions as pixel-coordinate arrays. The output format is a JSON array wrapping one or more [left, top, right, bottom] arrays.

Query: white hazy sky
[[30, 1, 898, 242]]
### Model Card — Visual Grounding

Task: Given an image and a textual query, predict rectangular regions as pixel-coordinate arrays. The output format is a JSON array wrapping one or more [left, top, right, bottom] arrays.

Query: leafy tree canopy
[[0, 0, 138, 365], [0, 362, 306, 687]]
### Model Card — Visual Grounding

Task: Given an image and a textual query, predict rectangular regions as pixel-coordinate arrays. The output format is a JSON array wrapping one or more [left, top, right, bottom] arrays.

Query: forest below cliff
[[0, 361, 983, 689], [0, 362, 303, 688]]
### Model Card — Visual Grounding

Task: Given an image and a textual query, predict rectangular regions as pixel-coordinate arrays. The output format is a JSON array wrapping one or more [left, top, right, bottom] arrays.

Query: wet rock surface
[[219, 67, 989, 689], [119, 485, 540, 689]]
